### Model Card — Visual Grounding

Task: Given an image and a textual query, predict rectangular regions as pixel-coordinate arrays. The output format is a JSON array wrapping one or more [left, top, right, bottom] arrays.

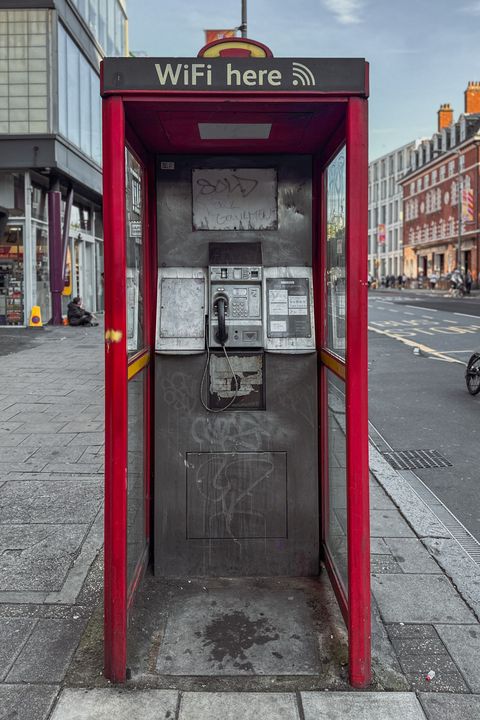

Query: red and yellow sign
[[204, 29, 237, 44], [198, 37, 273, 58]]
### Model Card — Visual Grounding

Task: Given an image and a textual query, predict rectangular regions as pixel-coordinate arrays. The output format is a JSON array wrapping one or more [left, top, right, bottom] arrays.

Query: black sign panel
[[102, 57, 368, 95]]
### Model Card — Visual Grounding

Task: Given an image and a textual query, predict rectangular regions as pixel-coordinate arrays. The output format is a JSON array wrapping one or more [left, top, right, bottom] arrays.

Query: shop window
[[0, 224, 24, 325]]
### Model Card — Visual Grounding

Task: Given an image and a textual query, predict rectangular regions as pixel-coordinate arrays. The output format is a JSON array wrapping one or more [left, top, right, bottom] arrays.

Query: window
[[448, 160, 454, 177], [374, 164, 378, 181], [417, 178, 422, 192], [424, 174, 429, 188], [439, 165, 446, 181], [432, 169, 437, 184], [389, 156, 394, 175], [397, 152, 403, 171], [459, 154, 465, 171], [381, 159, 386, 178], [58, 24, 101, 165], [381, 205, 386, 224], [394, 200, 399, 222], [410, 182, 415, 195], [389, 177, 394, 195], [388, 202, 393, 224], [381, 180, 387, 200]]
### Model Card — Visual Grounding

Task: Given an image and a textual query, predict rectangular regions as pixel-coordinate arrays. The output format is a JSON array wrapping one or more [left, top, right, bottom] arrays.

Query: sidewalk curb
[[369, 443, 480, 623]]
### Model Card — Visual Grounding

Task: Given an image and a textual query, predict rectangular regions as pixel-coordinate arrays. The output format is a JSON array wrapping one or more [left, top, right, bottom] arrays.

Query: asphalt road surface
[[368, 291, 480, 544]]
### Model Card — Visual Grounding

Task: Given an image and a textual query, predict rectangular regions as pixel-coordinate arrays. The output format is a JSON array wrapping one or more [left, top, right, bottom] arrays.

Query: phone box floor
[[124, 574, 352, 688]]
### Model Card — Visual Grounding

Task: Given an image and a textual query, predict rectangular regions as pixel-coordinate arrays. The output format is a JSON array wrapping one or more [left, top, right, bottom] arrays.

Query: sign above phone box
[[101, 58, 368, 95]]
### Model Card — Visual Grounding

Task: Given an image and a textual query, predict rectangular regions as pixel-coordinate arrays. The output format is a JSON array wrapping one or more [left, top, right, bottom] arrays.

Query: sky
[[126, 0, 480, 160]]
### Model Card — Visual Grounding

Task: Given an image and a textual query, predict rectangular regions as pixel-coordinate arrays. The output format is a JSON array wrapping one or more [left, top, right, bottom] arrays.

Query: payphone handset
[[207, 241, 263, 350], [209, 265, 263, 349]]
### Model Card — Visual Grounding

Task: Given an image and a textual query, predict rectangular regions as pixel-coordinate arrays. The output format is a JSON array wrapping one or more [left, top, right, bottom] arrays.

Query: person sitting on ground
[[67, 296, 98, 327]]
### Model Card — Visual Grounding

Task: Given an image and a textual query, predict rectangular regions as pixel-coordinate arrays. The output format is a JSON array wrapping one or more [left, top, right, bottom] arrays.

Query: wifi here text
[[154, 62, 315, 89]]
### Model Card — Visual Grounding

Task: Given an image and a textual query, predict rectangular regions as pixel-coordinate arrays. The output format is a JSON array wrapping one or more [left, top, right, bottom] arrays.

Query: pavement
[[0, 321, 480, 719]]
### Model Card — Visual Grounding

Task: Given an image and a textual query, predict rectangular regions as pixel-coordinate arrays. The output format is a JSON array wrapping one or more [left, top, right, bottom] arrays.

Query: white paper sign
[[270, 320, 287, 332], [192, 168, 277, 230]]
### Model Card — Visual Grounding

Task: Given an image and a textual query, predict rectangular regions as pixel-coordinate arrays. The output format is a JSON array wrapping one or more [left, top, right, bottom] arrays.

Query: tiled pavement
[[1, 325, 480, 719], [0, 325, 104, 719]]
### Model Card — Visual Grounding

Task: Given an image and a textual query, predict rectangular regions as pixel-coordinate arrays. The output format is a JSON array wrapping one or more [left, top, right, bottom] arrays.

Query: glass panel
[[0, 223, 23, 325], [127, 368, 146, 590], [326, 146, 346, 358], [325, 369, 348, 591], [66, 29, 80, 147], [125, 148, 144, 356]]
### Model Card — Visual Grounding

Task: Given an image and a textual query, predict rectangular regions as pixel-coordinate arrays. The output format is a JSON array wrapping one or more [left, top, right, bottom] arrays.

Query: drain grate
[[381, 449, 452, 471]]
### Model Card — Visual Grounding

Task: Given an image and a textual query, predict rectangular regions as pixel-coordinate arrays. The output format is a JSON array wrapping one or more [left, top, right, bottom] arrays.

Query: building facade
[[0, 0, 127, 326], [400, 86, 480, 285], [368, 140, 421, 281]]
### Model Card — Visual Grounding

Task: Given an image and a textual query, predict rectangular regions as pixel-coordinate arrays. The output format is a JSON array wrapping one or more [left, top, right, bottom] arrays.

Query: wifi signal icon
[[292, 62, 315, 87]]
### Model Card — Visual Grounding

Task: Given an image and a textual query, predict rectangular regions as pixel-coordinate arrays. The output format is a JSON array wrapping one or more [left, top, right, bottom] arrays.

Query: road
[[368, 290, 480, 547]]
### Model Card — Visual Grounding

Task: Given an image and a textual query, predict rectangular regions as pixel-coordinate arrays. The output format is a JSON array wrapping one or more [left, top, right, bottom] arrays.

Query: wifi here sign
[[102, 58, 367, 94]]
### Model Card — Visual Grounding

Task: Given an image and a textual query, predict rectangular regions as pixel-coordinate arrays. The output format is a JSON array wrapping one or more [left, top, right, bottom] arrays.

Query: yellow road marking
[[368, 325, 466, 365]]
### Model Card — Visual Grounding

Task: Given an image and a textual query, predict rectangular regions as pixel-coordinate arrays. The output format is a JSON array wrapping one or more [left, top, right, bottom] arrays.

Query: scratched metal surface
[[156, 155, 312, 268], [154, 154, 317, 576]]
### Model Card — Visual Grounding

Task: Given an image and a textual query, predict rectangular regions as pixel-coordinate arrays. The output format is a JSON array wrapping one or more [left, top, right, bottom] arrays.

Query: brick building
[[400, 84, 480, 285]]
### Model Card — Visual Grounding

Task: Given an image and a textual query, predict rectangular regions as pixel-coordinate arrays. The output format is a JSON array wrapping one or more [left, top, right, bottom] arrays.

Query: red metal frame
[[103, 96, 128, 683], [102, 83, 370, 688], [345, 97, 371, 687]]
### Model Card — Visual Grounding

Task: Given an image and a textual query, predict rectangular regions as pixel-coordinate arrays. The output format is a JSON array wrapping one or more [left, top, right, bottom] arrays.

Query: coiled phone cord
[[200, 321, 240, 413]]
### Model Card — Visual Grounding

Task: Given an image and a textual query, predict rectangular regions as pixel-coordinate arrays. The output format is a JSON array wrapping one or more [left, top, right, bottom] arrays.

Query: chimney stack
[[465, 81, 480, 114], [438, 103, 454, 132]]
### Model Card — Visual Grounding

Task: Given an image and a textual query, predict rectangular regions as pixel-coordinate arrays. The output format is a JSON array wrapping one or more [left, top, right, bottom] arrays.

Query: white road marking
[[445, 349, 477, 354], [421, 315, 434, 320], [454, 312, 480, 319], [387, 309, 399, 313], [368, 325, 467, 364], [405, 312, 415, 316]]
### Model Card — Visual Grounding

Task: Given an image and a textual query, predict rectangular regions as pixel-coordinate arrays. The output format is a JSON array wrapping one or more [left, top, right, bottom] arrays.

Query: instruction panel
[[266, 277, 310, 337]]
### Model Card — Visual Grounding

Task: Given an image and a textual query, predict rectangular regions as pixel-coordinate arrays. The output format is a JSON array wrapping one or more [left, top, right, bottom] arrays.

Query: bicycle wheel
[[466, 354, 480, 395]]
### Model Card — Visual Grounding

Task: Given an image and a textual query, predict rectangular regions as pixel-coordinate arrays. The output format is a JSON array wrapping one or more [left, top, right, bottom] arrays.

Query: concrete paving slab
[[301, 691, 426, 719], [18, 432, 77, 446], [156, 583, 320, 675], [435, 624, 480, 692], [370, 509, 415, 537], [369, 448, 451, 538], [407, 672, 470, 693], [372, 575, 476, 623], [424, 537, 480, 619], [180, 692, 300, 720], [24, 446, 87, 463], [0, 524, 89, 593], [68, 432, 105, 445], [0, 479, 102, 523], [385, 538, 441, 574], [0, 616, 36, 679], [50, 689, 178, 720], [0, 431, 30, 446], [371, 537, 393, 555], [42, 462, 103, 473], [6, 617, 87, 682], [58, 420, 103, 433], [387, 624, 438, 641], [370, 487, 397, 510], [419, 693, 480, 720], [0, 683, 59, 720], [371, 555, 403, 574]]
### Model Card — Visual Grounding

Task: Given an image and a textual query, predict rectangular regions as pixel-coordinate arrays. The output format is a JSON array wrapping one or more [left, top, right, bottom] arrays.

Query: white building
[[368, 140, 423, 280]]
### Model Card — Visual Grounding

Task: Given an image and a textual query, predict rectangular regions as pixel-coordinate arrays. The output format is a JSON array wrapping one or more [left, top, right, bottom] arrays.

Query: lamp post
[[240, 0, 247, 37]]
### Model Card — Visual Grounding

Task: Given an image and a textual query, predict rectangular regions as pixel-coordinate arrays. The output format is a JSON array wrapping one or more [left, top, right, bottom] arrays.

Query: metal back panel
[[154, 154, 318, 576]]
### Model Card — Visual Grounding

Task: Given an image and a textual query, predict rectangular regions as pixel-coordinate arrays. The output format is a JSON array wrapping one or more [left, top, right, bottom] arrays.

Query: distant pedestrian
[[466, 269, 473, 295], [67, 297, 98, 327], [397, 274, 403, 289], [429, 272, 438, 290]]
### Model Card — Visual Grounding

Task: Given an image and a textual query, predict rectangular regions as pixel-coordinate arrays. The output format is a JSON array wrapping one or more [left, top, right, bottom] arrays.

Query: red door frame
[[102, 90, 370, 687]]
